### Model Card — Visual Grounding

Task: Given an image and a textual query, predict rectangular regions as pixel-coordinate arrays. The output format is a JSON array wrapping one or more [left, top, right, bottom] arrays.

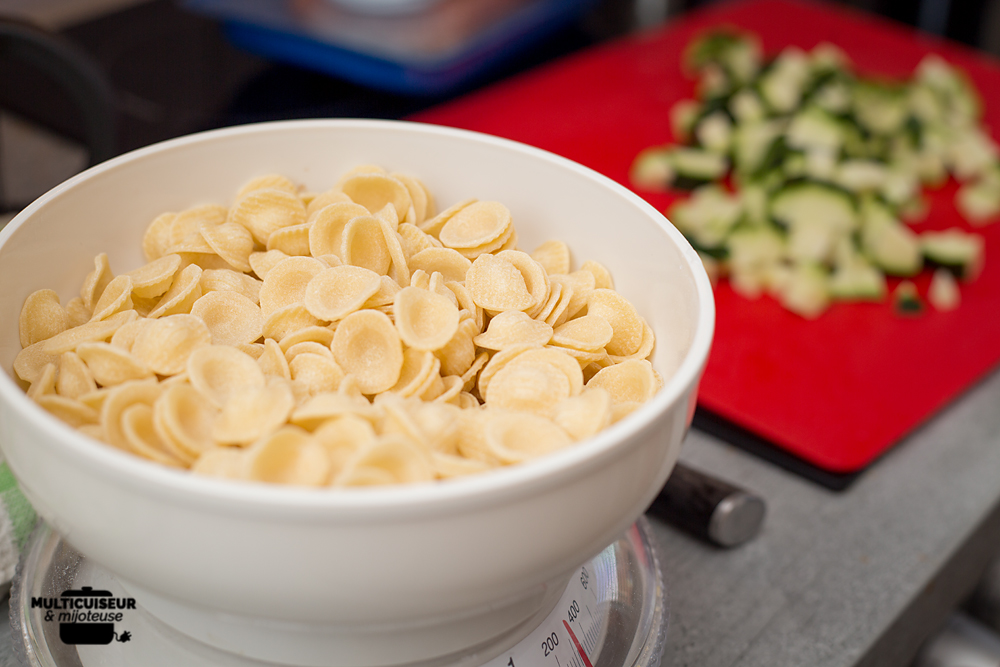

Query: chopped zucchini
[[671, 99, 702, 142], [732, 119, 786, 178], [880, 168, 920, 208], [956, 177, 1000, 224], [862, 219, 921, 276], [739, 184, 769, 226], [915, 54, 982, 128], [776, 263, 830, 319], [811, 79, 853, 114], [785, 106, 847, 153], [852, 81, 908, 135], [920, 229, 984, 280], [670, 148, 729, 189], [628, 147, 674, 192], [835, 159, 888, 193], [770, 182, 858, 233], [668, 184, 742, 252], [908, 83, 944, 126], [809, 42, 851, 74], [859, 195, 896, 228], [803, 148, 838, 182], [629, 146, 728, 191], [685, 31, 763, 86], [758, 48, 811, 114], [694, 111, 734, 153], [928, 268, 960, 311], [945, 129, 999, 182], [729, 88, 766, 123], [829, 257, 886, 300], [781, 152, 809, 179], [728, 226, 785, 277], [629, 30, 997, 318], [893, 280, 924, 315]]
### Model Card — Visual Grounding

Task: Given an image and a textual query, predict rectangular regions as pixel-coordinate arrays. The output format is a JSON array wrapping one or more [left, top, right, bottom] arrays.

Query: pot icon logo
[[31, 586, 136, 645]]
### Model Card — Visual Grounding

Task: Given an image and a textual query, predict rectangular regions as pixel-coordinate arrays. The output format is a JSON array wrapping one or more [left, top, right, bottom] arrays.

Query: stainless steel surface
[[708, 492, 767, 549]]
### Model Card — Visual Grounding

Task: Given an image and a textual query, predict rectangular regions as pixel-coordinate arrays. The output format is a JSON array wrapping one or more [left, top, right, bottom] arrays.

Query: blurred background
[[1, 0, 1000, 219]]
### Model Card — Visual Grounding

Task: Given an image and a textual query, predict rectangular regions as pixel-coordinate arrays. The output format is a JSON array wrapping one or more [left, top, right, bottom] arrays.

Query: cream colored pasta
[[16, 166, 664, 487]]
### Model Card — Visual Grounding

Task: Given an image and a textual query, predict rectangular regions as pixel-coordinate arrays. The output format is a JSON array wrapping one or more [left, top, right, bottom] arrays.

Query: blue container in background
[[183, 0, 599, 95]]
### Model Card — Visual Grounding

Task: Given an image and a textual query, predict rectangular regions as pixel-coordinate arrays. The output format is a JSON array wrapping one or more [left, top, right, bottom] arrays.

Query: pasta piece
[[228, 188, 306, 245], [393, 286, 460, 351], [332, 309, 403, 395], [186, 345, 266, 408], [131, 313, 211, 376], [303, 265, 381, 321], [19, 289, 68, 347], [244, 426, 329, 486]]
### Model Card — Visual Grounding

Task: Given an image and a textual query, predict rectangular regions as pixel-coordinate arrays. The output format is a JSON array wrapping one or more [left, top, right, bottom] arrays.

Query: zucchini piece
[[786, 216, 843, 264], [920, 229, 984, 280], [928, 268, 960, 311], [728, 226, 785, 277], [862, 219, 922, 277], [739, 184, 769, 226], [758, 48, 811, 114], [727, 227, 785, 299], [785, 107, 847, 153], [732, 119, 786, 178], [694, 111, 734, 154], [685, 31, 762, 86], [835, 159, 888, 193], [671, 99, 702, 142], [880, 168, 920, 208], [770, 182, 858, 233], [669, 147, 729, 189], [782, 152, 809, 180], [945, 128, 999, 182], [629, 147, 674, 191], [893, 280, 924, 315], [956, 171, 1000, 225], [915, 54, 982, 128], [776, 262, 830, 319], [803, 147, 838, 182], [829, 257, 886, 300], [809, 43, 852, 74], [729, 88, 766, 123], [908, 83, 944, 126], [915, 125, 951, 185], [859, 195, 896, 228], [668, 184, 742, 251], [697, 65, 732, 100], [852, 80, 908, 136], [630, 147, 727, 191], [811, 78, 853, 115]]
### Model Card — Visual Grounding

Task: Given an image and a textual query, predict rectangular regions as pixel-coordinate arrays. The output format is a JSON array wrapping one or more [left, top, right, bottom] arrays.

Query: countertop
[[656, 367, 1000, 667]]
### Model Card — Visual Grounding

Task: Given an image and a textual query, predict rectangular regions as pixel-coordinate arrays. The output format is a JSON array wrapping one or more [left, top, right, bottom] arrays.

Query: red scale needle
[[562, 620, 593, 667]]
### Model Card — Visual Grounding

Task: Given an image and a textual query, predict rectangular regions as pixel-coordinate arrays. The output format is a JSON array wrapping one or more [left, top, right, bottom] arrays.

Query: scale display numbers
[[482, 565, 607, 667]]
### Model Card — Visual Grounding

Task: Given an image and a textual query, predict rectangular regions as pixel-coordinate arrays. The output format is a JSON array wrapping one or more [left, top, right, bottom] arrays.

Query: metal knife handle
[[648, 462, 766, 548]]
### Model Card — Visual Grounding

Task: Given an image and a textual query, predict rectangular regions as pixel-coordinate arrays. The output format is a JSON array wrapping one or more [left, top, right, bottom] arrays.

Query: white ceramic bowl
[[0, 119, 713, 666]]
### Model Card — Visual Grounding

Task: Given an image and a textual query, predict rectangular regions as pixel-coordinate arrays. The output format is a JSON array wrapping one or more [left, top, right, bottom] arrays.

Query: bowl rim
[[0, 118, 715, 518]]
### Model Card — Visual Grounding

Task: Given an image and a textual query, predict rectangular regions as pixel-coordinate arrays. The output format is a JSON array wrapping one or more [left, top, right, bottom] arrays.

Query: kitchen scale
[[9, 519, 666, 667]]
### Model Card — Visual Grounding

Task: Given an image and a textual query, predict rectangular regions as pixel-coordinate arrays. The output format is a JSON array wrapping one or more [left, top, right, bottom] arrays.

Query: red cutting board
[[410, 0, 1000, 474]]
